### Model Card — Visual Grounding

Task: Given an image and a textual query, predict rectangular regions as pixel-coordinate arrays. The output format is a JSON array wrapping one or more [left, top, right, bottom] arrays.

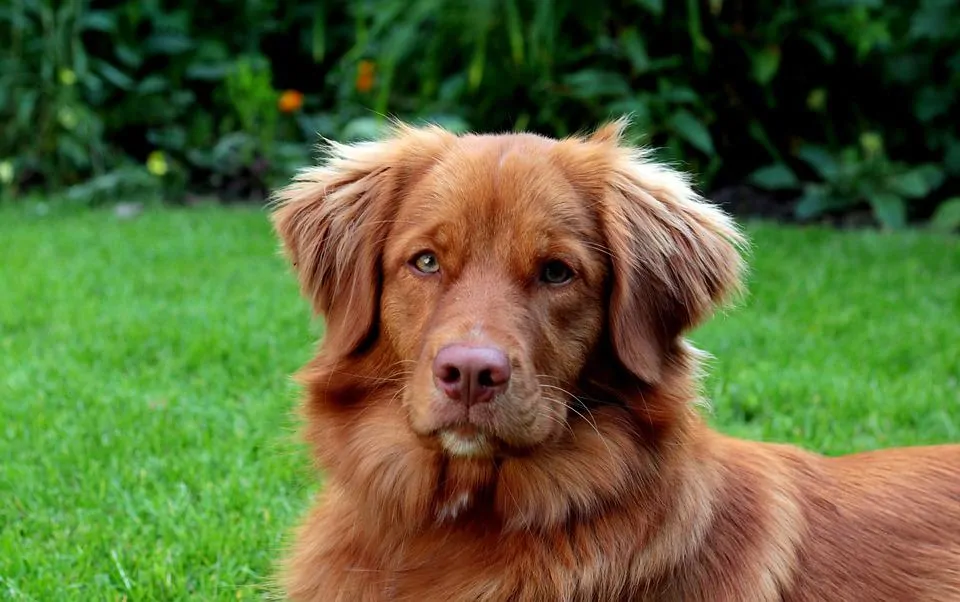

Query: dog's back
[[670, 437, 960, 601], [789, 444, 960, 601]]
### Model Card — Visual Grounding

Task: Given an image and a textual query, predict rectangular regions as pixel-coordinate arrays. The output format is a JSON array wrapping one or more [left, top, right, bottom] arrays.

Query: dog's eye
[[540, 260, 574, 285], [411, 251, 440, 274]]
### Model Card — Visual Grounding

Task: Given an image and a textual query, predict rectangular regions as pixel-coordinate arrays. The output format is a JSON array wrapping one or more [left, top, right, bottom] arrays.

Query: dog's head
[[273, 120, 744, 522]]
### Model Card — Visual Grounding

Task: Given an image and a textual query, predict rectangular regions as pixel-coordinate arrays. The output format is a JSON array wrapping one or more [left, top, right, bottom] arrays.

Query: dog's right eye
[[410, 251, 440, 275], [540, 260, 574, 285]]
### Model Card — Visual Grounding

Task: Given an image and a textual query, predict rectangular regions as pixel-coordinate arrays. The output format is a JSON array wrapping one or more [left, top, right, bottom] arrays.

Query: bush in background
[[1, 0, 958, 230]]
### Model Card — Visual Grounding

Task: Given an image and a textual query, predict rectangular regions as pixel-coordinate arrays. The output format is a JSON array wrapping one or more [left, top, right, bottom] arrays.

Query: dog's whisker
[[538, 383, 617, 462], [536, 406, 576, 439]]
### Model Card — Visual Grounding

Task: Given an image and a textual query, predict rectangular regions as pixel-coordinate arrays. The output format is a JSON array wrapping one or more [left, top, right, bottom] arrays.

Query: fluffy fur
[[270, 120, 960, 601]]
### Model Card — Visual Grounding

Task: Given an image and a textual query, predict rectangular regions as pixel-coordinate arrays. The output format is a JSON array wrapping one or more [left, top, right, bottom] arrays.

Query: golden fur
[[270, 120, 960, 601]]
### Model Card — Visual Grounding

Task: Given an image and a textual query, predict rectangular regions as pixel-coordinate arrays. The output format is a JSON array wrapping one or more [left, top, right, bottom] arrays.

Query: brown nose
[[432, 344, 511, 406]]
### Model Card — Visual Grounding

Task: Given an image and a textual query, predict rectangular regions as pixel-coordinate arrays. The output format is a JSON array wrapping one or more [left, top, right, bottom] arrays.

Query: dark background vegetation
[[2, 0, 959, 230]]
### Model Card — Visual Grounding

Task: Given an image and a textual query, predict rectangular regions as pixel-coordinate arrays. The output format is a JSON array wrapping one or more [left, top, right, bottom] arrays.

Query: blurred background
[[2, 0, 960, 229], [1, 2, 959, 600]]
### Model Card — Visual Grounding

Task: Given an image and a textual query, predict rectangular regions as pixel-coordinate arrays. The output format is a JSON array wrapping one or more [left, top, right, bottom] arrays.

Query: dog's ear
[[271, 124, 452, 357], [587, 119, 746, 384]]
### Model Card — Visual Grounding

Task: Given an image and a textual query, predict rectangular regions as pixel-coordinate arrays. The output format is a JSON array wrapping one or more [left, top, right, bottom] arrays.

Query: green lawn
[[1, 205, 958, 600]]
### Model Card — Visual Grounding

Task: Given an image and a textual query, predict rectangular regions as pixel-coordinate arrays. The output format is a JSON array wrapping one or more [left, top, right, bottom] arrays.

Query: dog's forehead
[[397, 136, 597, 239]]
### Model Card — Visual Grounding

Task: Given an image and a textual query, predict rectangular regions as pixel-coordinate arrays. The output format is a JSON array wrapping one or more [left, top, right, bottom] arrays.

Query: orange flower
[[278, 90, 304, 113], [356, 60, 376, 93]]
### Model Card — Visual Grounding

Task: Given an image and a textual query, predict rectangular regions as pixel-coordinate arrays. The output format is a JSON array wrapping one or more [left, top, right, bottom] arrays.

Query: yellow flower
[[0, 160, 14, 185], [147, 151, 169, 177], [278, 90, 304, 113], [59, 68, 77, 86], [356, 60, 375, 93], [807, 88, 827, 112], [57, 107, 78, 130], [860, 132, 883, 158]]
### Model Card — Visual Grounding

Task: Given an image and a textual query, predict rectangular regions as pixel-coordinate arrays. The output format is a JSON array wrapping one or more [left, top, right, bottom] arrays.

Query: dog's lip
[[444, 423, 481, 438], [435, 423, 496, 458]]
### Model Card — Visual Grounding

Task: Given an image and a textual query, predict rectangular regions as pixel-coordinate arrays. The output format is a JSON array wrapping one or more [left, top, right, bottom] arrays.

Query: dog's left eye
[[410, 251, 440, 274], [540, 260, 574, 285]]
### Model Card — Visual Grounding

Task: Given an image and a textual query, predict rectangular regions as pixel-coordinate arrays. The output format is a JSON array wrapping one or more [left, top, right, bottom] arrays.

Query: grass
[[1, 203, 958, 600]]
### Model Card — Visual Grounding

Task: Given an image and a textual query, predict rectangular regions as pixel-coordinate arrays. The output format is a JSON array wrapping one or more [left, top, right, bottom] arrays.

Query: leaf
[[886, 54, 925, 85], [147, 127, 186, 150], [170, 90, 196, 108], [749, 164, 800, 190], [633, 0, 664, 16], [669, 110, 714, 155], [563, 70, 632, 99], [916, 164, 946, 190], [949, 50, 960, 74], [144, 34, 194, 56], [929, 198, 960, 232], [137, 75, 168, 95], [466, 0, 493, 91], [869, 192, 907, 229], [619, 28, 650, 74], [909, 3, 951, 40], [606, 98, 652, 130], [73, 48, 89, 81], [944, 138, 960, 175], [659, 85, 699, 104], [747, 120, 779, 159], [95, 61, 133, 90], [468, 38, 486, 90], [794, 188, 832, 220], [80, 10, 116, 32], [439, 73, 467, 102], [686, 0, 712, 59], [114, 45, 143, 69], [503, 0, 524, 65], [186, 148, 214, 170], [797, 145, 839, 180], [186, 62, 231, 80], [341, 117, 387, 141], [890, 165, 944, 198], [16, 90, 37, 125], [794, 184, 852, 219], [187, 41, 230, 80], [647, 56, 684, 72], [81, 74, 106, 103], [915, 86, 952, 122], [422, 114, 470, 134], [312, 4, 326, 62], [752, 46, 781, 84], [803, 32, 835, 64]]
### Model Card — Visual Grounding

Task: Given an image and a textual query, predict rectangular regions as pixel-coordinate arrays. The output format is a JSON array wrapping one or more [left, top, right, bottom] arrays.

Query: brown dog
[[270, 120, 960, 601]]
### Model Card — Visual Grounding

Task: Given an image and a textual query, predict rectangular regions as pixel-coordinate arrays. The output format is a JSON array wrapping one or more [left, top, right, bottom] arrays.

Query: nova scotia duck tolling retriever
[[269, 119, 960, 602]]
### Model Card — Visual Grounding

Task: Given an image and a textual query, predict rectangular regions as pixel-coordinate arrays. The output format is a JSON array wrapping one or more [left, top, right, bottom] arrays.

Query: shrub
[[1, 0, 958, 229]]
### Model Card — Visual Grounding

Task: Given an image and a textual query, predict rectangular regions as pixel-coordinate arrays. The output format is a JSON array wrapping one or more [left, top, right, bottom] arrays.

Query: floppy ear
[[271, 124, 452, 357], [590, 120, 747, 384]]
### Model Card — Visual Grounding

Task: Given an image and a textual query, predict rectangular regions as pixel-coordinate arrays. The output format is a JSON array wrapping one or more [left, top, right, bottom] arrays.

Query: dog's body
[[271, 121, 960, 601]]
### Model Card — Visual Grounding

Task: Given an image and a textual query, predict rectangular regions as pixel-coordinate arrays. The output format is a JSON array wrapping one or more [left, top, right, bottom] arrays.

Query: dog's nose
[[432, 344, 511, 405]]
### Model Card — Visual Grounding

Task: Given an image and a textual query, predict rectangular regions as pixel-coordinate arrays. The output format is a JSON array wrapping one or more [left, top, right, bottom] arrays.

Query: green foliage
[[930, 198, 960, 232], [0, 0, 109, 192], [1, 0, 958, 225], [752, 133, 946, 229]]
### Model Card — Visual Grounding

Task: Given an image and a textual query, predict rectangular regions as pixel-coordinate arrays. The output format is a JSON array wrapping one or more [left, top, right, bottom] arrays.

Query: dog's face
[[273, 120, 744, 465], [380, 136, 609, 457]]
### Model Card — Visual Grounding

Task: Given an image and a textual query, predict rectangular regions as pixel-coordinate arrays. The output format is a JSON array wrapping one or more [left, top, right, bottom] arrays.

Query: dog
[[270, 119, 960, 601]]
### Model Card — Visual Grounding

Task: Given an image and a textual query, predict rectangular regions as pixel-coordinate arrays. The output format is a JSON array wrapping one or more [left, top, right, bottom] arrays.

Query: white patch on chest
[[437, 490, 473, 522]]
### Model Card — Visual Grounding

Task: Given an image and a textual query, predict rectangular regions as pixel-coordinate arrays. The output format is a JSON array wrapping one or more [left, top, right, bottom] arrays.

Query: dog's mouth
[[436, 424, 495, 458]]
